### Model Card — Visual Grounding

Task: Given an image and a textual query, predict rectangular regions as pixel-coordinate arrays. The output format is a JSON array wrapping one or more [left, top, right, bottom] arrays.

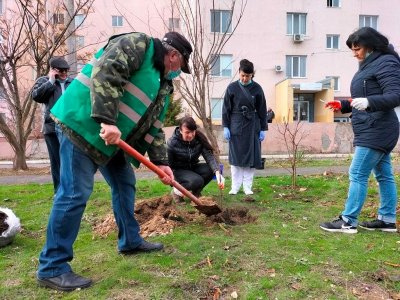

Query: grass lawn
[[1, 173, 400, 299]]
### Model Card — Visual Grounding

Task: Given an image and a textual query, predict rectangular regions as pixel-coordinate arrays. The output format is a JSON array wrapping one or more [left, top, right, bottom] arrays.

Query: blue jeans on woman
[[38, 132, 143, 278], [341, 146, 398, 226]]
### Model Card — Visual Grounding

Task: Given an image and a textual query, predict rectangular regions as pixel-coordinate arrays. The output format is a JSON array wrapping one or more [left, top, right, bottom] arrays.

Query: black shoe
[[120, 240, 164, 255], [359, 219, 397, 232], [37, 271, 92, 292], [320, 216, 358, 234]]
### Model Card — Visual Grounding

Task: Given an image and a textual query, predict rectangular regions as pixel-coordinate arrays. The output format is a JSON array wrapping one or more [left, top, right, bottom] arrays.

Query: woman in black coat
[[222, 59, 267, 195], [167, 116, 224, 202], [321, 27, 400, 234]]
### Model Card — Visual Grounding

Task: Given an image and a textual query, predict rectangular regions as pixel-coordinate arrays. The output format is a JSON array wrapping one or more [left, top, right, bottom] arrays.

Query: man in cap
[[32, 57, 72, 193], [36, 31, 192, 292]]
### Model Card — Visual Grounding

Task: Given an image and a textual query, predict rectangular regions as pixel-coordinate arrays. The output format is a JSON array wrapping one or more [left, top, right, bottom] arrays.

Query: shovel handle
[[117, 140, 203, 206]]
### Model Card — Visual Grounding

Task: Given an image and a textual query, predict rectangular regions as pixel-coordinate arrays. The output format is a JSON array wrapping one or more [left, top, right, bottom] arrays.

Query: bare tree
[[0, 0, 94, 170], [171, 0, 248, 156], [276, 111, 309, 188]]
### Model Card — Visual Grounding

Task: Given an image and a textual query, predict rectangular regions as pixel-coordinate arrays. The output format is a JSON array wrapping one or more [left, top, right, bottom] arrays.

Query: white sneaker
[[244, 190, 253, 195], [229, 190, 238, 195]]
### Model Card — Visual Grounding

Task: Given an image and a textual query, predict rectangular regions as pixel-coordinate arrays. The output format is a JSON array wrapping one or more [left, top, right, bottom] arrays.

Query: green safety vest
[[51, 38, 170, 165]]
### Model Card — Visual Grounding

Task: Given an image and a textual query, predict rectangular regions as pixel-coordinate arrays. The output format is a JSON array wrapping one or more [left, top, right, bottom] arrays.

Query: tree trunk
[[13, 146, 28, 170]]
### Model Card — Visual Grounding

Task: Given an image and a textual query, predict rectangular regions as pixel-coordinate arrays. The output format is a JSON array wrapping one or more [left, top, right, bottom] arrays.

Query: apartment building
[[1, 0, 400, 127], [68, 0, 400, 124]]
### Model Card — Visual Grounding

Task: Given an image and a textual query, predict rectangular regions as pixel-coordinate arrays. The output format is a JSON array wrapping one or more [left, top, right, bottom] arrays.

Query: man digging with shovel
[[36, 31, 194, 292]]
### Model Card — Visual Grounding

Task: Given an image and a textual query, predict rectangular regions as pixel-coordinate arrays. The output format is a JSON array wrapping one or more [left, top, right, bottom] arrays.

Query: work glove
[[215, 170, 225, 190], [351, 97, 369, 110], [259, 131, 266, 141], [325, 100, 342, 112], [223, 127, 230, 141]]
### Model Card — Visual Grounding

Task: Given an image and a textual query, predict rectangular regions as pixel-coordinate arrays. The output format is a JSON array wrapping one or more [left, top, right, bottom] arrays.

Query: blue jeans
[[38, 133, 143, 278], [341, 146, 398, 226]]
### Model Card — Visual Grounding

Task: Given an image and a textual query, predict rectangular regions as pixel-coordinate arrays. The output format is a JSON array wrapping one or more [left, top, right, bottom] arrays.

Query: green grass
[[1, 174, 400, 299]]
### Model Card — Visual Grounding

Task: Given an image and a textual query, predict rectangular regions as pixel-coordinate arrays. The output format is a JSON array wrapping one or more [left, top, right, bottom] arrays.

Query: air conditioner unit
[[275, 65, 283, 72], [293, 34, 305, 42]]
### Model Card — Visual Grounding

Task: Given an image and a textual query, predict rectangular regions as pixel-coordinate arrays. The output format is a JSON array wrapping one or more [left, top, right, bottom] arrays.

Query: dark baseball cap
[[49, 57, 70, 69], [163, 32, 193, 74]]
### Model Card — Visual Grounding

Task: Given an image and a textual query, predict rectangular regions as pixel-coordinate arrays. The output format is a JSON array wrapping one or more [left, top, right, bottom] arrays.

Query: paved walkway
[[2, 158, 400, 185], [0, 163, 351, 185]]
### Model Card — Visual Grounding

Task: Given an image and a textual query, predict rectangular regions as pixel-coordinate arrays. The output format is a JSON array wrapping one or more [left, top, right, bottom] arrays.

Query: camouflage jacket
[[55, 32, 172, 166]]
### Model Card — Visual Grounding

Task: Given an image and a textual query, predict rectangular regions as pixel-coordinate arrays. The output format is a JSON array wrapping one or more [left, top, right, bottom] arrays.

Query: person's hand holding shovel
[[100, 123, 174, 185], [99, 123, 122, 145]]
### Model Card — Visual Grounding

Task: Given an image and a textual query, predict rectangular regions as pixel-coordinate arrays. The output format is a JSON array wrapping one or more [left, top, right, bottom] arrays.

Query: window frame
[[359, 15, 378, 29], [210, 54, 233, 77], [286, 13, 307, 35], [75, 14, 84, 27], [211, 98, 223, 120], [112, 15, 123, 27], [286, 55, 307, 78], [326, 76, 340, 91], [326, 34, 340, 49], [53, 13, 65, 25], [327, 0, 340, 7], [210, 9, 232, 33], [168, 18, 180, 31]]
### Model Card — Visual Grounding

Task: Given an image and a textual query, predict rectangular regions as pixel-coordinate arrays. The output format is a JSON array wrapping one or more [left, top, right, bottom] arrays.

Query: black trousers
[[173, 163, 214, 196], [44, 132, 60, 193]]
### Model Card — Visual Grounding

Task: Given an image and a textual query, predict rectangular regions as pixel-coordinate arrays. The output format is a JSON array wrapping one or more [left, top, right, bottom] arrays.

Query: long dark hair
[[346, 27, 400, 60], [179, 116, 213, 151]]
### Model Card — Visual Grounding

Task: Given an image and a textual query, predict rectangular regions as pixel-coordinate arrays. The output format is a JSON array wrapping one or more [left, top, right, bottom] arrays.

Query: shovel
[[117, 140, 222, 216]]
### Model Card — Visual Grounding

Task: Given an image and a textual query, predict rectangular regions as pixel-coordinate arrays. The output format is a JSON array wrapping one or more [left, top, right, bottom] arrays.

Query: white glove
[[351, 97, 369, 110], [215, 170, 225, 190], [173, 187, 183, 197]]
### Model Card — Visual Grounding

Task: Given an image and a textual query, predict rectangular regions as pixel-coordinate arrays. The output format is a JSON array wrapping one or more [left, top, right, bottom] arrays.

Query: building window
[[112, 15, 123, 27], [211, 54, 232, 77], [327, 0, 340, 7], [326, 35, 339, 49], [53, 13, 65, 25], [326, 76, 340, 91], [168, 18, 180, 31], [211, 10, 232, 33], [359, 15, 378, 29], [76, 36, 85, 48], [287, 13, 307, 35], [75, 14, 84, 27], [211, 98, 223, 120], [286, 55, 306, 78]]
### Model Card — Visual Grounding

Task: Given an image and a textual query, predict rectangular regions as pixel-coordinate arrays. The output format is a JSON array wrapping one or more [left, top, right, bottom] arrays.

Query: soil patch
[[93, 195, 256, 238], [0, 167, 51, 176]]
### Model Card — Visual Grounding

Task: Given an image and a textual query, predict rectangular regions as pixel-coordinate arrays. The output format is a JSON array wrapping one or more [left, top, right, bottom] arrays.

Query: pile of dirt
[[93, 195, 256, 238]]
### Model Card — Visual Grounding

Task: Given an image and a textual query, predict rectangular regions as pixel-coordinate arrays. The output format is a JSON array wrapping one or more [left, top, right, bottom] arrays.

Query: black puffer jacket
[[167, 127, 218, 171], [31, 76, 73, 134], [341, 51, 400, 153]]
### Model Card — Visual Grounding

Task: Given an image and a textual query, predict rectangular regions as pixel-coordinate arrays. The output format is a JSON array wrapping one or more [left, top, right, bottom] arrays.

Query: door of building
[[293, 94, 314, 122]]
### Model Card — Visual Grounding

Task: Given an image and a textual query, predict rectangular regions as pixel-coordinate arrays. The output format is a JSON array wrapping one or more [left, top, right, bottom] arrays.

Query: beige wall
[[3, 123, 400, 161]]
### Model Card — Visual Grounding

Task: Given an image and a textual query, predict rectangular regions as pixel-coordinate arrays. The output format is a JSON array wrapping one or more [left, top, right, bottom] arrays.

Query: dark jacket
[[341, 51, 400, 153], [167, 127, 218, 172], [31, 76, 73, 134]]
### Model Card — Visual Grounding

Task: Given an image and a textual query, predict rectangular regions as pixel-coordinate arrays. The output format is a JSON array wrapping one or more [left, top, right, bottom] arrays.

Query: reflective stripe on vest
[[51, 38, 167, 160]]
